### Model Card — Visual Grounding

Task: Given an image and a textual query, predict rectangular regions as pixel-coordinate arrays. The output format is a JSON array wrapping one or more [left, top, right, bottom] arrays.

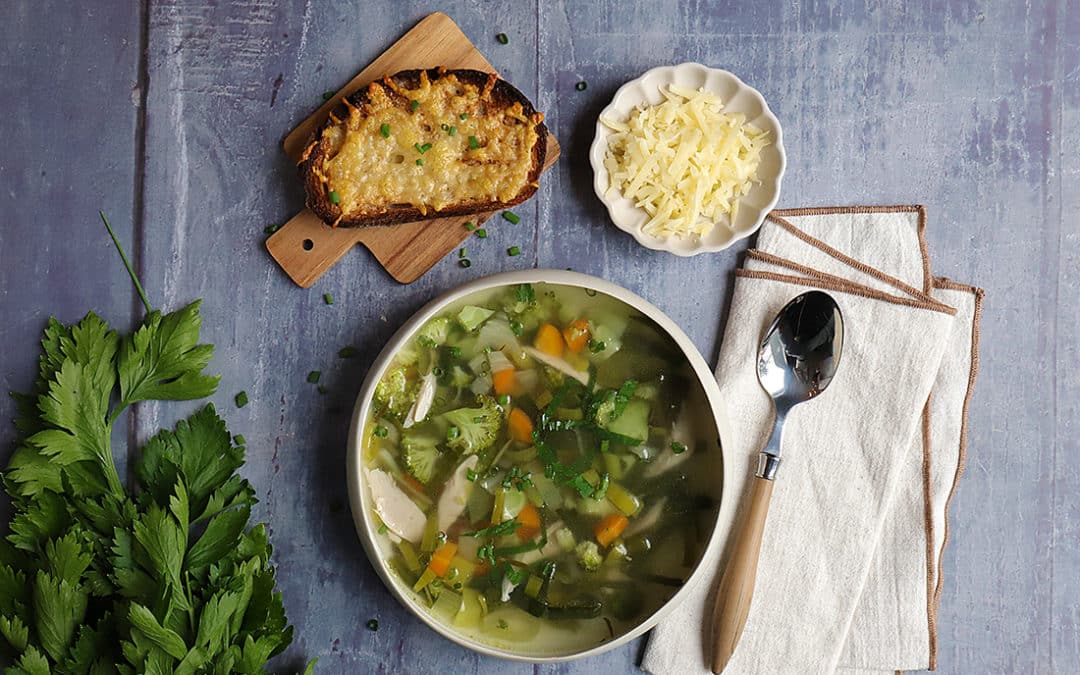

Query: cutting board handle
[[265, 210, 361, 288]]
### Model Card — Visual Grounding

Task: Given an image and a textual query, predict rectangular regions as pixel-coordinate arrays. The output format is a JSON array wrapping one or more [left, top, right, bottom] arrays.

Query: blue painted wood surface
[[1, 1, 1076, 672]]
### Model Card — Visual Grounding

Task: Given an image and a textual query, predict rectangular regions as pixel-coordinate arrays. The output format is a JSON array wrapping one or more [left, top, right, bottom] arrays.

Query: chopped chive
[[671, 441, 687, 455], [448, 125, 456, 136], [449, 346, 462, 358], [317, 385, 329, 395], [502, 210, 520, 224], [459, 258, 472, 268], [366, 619, 379, 631], [497, 394, 511, 407], [374, 425, 389, 438], [575, 81, 588, 91], [440, 123, 449, 131], [509, 320, 523, 336], [322, 91, 335, 100], [466, 469, 477, 482], [468, 135, 480, 149], [263, 224, 281, 235], [306, 370, 322, 384], [338, 345, 357, 358], [415, 158, 424, 166], [459, 113, 468, 120], [377, 523, 389, 535], [475, 228, 488, 238], [233, 434, 246, 445], [588, 339, 607, 354], [459, 247, 467, 258], [380, 123, 390, 138], [414, 142, 432, 154], [496, 32, 509, 44], [447, 426, 461, 441], [328, 190, 340, 205], [464, 221, 475, 231], [410, 100, 419, 111], [235, 391, 249, 408], [323, 293, 333, 305], [507, 246, 522, 257]]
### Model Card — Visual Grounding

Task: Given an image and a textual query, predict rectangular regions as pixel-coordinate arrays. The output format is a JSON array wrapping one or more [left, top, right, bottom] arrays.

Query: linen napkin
[[642, 206, 983, 675]]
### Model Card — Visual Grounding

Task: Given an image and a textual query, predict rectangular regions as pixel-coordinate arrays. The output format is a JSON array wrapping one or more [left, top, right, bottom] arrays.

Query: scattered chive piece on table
[[380, 123, 390, 138], [468, 135, 480, 149], [502, 210, 521, 224], [263, 224, 281, 235], [576, 81, 588, 91], [235, 391, 249, 408], [415, 158, 424, 166], [323, 293, 333, 305], [322, 91, 335, 100], [460, 113, 468, 120], [507, 246, 522, 257], [496, 32, 509, 44], [459, 259, 472, 268], [410, 100, 419, 110], [671, 441, 687, 454], [464, 222, 475, 231], [459, 247, 467, 258], [338, 346, 357, 358], [476, 228, 488, 239], [366, 619, 379, 631], [317, 385, 329, 395], [328, 190, 340, 204], [234, 434, 246, 445], [448, 126, 457, 136], [307, 370, 322, 384]]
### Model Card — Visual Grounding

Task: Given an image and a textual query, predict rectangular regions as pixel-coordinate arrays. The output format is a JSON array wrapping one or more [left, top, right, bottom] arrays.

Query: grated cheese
[[601, 84, 771, 239]]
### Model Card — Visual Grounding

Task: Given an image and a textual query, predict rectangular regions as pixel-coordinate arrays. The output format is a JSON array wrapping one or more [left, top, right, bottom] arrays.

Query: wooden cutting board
[[268, 12, 560, 287]]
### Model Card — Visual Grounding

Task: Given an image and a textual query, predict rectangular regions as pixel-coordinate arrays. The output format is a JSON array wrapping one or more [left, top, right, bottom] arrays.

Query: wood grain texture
[[0, 1, 1076, 673], [269, 13, 561, 286]]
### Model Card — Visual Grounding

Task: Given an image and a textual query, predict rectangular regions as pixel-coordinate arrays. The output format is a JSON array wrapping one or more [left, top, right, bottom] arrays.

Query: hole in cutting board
[[303, 239, 314, 251]]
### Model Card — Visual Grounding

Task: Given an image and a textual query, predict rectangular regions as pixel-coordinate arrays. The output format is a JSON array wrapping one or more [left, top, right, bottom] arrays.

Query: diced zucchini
[[458, 305, 495, 331], [524, 574, 544, 599], [607, 483, 642, 517], [454, 588, 484, 628], [466, 484, 494, 524], [431, 588, 463, 621], [397, 540, 423, 574], [605, 399, 650, 444], [421, 512, 440, 553], [413, 568, 438, 593]]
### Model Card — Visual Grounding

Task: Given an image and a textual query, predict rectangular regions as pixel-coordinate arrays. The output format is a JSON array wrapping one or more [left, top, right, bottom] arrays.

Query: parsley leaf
[[118, 301, 220, 406]]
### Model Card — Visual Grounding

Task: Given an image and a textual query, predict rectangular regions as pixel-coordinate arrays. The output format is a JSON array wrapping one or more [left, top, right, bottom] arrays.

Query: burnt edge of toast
[[302, 68, 548, 228]]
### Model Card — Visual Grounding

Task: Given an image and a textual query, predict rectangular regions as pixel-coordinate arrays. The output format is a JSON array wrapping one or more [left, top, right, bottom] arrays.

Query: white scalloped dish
[[589, 63, 786, 256]]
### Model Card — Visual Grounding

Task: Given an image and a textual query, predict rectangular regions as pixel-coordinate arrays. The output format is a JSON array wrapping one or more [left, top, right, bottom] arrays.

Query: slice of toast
[[300, 68, 548, 228]]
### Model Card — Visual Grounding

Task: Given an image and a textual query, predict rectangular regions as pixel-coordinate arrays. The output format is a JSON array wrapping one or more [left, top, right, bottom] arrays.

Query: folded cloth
[[642, 206, 983, 675]]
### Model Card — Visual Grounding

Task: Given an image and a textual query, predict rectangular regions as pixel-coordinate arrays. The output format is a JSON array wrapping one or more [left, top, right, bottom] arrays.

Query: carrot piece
[[594, 513, 629, 548], [428, 541, 458, 577], [562, 319, 590, 353], [403, 475, 426, 494], [533, 323, 565, 358], [492, 368, 517, 396], [515, 503, 541, 540], [507, 408, 534, 443]]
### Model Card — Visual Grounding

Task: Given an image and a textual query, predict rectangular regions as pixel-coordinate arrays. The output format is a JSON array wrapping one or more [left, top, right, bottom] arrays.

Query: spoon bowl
[[711, 291, 844, 673]]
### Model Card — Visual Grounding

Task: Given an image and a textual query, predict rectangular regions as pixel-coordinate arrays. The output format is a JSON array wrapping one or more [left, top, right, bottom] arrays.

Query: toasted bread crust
[[301, 69, 547, 228]]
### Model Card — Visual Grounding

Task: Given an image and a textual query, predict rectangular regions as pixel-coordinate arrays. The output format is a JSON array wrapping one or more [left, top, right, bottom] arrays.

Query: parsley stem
[[100, 211, 152, 314]]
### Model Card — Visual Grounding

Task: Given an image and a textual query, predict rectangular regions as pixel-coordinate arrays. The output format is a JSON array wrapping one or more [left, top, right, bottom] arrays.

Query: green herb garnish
[[367, 619, 380, 631], [317, 385, 329, 395], [496, 32, 509, 44], [588, 339, 607, 354], [323, 90, 335, 100], [415, 158, 424, 166], [464, 221, 475, 231], [323, 292, 334, 305], [339, 345, 357, 358], [414, 142, 432, 154], [502, 210, 521, 224], [468, 135, 480, 149], [235, 390, 249, 408], [507, 246, 522, 257], [509, 319, 524, 336], [671, 441, 688, 454], [576, 81, 588, 91], [264, 223, 281, 235], [476, 228, 488, 238], [447, 426, 461, 441], [497, 394, 511, 407], [459, 259, 472, 268], [307, 370, 322, 384], [234, 434, 247, 445], [466, 468, 478, 482], [466, 520, 523, 538], [380, 123, 391, 138], [374, 425, 389, 438], [448, 125, 457, 136], [328, 190, 341, 205], [516, 283, 535, 303], [459, 247, 468, 258], [410, 100, 419, 111]]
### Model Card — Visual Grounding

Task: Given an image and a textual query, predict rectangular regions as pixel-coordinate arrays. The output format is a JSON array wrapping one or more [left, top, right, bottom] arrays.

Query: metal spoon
[[711, 290, 844, 673]]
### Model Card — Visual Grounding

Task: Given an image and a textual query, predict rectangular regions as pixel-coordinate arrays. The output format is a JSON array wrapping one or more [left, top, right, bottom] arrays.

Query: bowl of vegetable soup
[[347, 270, 731, 661]]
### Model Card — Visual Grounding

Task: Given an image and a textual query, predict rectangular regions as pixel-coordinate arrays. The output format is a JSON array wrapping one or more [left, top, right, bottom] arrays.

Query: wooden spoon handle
[[711, 476, 774, 673]]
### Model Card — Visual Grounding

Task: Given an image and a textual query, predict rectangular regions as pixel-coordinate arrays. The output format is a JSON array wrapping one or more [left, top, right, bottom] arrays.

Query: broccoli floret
[[441, 395, 503, 455], [555, 527, 577, 552], [374, 367, 416, 417], [401, 434, 442, 483], [591, 380, 638, 428], [457, 305, 495, 331], [450, 365, 473, 388], [416, 316, 451, 347], [575, 540, 603, 572]]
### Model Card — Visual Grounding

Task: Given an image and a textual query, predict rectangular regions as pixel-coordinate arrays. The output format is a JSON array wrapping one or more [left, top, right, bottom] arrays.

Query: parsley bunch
[[0, 215, 311, 674]]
